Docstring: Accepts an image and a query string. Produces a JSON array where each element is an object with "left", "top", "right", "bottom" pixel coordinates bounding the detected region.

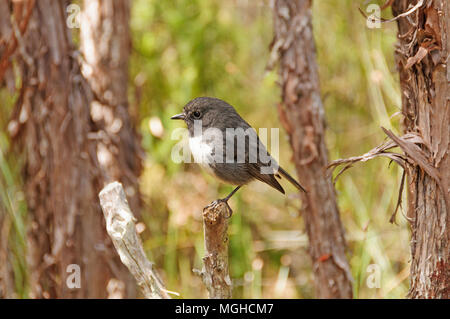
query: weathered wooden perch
[
  {"left": 194, "top": 200, "right": 232, "bottom": 299},
  {"left": 99, "top": 182, "right": 170, "bottom": 299}
]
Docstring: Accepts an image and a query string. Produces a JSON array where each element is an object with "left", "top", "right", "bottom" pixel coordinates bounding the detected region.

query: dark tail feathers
[{"left": 277, "top": 166, "right": 307, "bottom": 193}]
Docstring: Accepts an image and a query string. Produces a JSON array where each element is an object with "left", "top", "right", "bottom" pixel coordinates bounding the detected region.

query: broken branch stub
[
  {"left": 194, "top": 201, "right": 232, "bottom": 299},
  {"left": 99, "top": 182, "right": 170, "bottom": 299}
]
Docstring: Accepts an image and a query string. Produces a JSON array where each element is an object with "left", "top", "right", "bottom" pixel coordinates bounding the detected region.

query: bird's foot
[{"left": 209, "top": 198, "right": 233, "bottom": 219}]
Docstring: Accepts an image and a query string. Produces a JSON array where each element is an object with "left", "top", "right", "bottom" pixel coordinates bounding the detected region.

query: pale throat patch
[{"left": 189, "top": 135, "right": 216, "bottom": 174}]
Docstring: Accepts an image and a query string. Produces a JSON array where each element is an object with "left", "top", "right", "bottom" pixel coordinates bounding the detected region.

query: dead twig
[
  {"left": 358, "top": 0, "right": 424, "bottom": 25},
  {"left": 382, "top": 128, "right": 450, "bottom": 211},
  {"left": 327, "top": 132, "right": 423, "bottom": 183},
  {"left": 328, "top": 127, "right": 449, "bottom": 223},
  {"left": 193, "top": 200, "right": 232, "bottom": 299},
  {"left": 99, "top": 182, "right": 171, "bottom": 299},
  {"left": 390, "top": 169, "right": 406, "bottom": 224}
]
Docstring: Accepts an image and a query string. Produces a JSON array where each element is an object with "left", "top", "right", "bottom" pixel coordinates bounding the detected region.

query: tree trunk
[
  {"left": 0, "top": 0, "right": 134, "bottom": 298},
  {"left": 393, "top": 0, "right": 449, "bottom": 298},
  {"left": 80, "top": 0, "right": 143, "bottom": 215},
  {"left": 271, "top": 0, "right": 353, "bottom": 298},
  {"left": 79, "top": 0, "right": 143, "bottom": 298}
]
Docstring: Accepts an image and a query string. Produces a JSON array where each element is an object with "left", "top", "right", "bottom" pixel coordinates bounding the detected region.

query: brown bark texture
[
  {"left": 80, "top": 0, "right": 143, "bottom": 215},
  {"left": 194, "top": 201, "right": 232, "bottom": 299},
  {"left": 393, "top": 0, "right": 449, "bottom": 298},
  {"left": 271, "top": 0, "right": 353, "bottom": 298},
  {"left": 0, "top": 0, "right": 135, "bottom": 298}
]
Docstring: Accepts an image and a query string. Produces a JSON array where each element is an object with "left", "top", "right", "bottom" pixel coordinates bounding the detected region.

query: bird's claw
[{"left": 211, "top": 198, "right": 233, "bottom": 218}]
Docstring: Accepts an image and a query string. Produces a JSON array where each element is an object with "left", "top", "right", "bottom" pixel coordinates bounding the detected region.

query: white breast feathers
[{"left": 189, "top": 135, "right": 216, "bottom": 174}]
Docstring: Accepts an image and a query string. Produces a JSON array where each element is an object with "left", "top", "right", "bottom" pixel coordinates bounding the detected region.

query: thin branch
[
  {"left": 358, "top": 0, "right": 424, "bottom": 24},
  {"left": 99, "top": 182, "right": 171, "bottom": 299},
  {"left": 327, "top": 132, "right": 426, "bottom": 182},
  {"left": 193, "top": 201, "right": 232, "bottom": 299},
  {"left": 390, "top": 169, "right": 406, "bottom": 225},
  {"left": 382, "top": 128, "right": 450, "bottom": 211}
]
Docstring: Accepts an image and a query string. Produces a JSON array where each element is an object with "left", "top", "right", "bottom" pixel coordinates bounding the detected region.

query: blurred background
[{"left": 1, "top": 0, "right": 410, "bottom": 298}]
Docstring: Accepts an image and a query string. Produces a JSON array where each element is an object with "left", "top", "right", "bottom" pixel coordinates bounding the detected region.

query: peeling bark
[
  {"left": 79, "top": 0, "right": 143, "bottom": 297},
  {"left": 393, "top": 0, "right": 449, "bottom": 298},
  {"left": 0, "top": 0, "right": 133, "bottom": 298},
  {"left": 271, "top": 0, "right": 353, "bottom": 298},
  {"left": 80, "top": 0, "right": 143, "bottom": 215}
]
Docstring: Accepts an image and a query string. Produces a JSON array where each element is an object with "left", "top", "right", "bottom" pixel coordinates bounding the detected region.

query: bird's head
[{"left": 171, "top": 97, "right": 240, "bottom": 134}]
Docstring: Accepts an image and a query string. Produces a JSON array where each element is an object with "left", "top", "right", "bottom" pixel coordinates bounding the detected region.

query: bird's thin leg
[
  {"left": 223, "top": 185, "right": 242, "bottom": 202},
  {"left": 216, "top": 185, "right": 242, "bottom": 218}
]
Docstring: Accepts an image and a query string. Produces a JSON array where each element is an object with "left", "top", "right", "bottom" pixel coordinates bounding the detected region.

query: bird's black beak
[{"left": 171, "top": 113, "right": 185, "bottom": 120}]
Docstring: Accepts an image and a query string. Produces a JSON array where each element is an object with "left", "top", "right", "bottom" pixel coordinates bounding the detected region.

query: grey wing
[
  {"left": 247, "top": 162, "right": 285, "bottom": 194},
  {"left": 241, "top": 128, "right": 285, "bottom": 194},
  {"left": 218, "top": 124, "right": 284, "bottom": 193}
]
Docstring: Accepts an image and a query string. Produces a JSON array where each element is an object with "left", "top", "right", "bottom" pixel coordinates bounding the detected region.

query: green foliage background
[{"left": 0, "top": 0, "right": 410, "bottom": 298}]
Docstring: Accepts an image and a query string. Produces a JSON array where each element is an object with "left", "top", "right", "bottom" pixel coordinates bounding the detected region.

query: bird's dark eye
[{"left": 192, "top": 111, "right": 201, "bottom": 119}]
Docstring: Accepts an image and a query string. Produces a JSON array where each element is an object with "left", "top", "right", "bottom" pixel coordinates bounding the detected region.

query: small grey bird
[{"left": 171, "top": 97, "right": 306, "bottom": 216}]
